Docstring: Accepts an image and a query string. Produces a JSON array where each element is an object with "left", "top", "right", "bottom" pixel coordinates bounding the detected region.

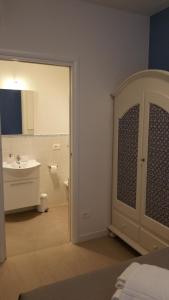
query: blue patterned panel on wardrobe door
[
  {"left": 146, "top": 104, "right": 169, "bottom": 227},
  {"left": 117, "top": 105, "right": 139, "bottom": 209}
]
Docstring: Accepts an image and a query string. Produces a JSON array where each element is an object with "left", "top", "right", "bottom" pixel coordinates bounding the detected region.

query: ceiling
[{"left": 82, "top": 0, "right": 169, "bottom": 15}]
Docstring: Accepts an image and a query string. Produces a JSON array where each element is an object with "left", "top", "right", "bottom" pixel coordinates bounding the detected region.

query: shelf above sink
[{"left": 3, "top": 160, "right": 41, "bottom": 170}]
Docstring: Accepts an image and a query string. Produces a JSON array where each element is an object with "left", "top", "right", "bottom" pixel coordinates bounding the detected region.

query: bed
[{"left": 19, "top": 246, "right": 169, "bottom": 300}]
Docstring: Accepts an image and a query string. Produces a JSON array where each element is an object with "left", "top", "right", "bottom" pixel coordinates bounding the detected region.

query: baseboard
[{"left": 77, "top": 230, "right": 108, "bottom": 243}]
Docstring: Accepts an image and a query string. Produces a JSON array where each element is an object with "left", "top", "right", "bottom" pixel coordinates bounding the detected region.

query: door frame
[
  {"left": 0, "top": 51, "right": 80, "bottom": 262},
  {"left": 0, "top": 121, "right": 6, "bottom": 262}
]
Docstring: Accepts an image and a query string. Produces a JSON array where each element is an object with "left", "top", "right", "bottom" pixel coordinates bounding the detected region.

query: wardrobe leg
[{"left": 107, "top": 227, "right": 116, "bottom": 238}]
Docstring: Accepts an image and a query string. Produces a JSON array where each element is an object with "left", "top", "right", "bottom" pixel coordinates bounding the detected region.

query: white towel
[
  {"left": 119, "top": 264, "right": 169, "bottom": 300},
  {"left": 115, "top": 262, "right": 140, "bottom": 289}
]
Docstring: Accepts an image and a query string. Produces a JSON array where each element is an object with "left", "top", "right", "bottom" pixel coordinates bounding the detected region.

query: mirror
[
  {"left": 0, "top": 59, "right": 69, "bottom": 136},
  {"left": 0, "top": 89, "right": 35, "bottom": 135}
]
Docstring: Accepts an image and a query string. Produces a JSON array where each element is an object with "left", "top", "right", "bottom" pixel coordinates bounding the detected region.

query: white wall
[
  {"left": 0, "top": 61, "right": 69, "bottom": 135},
  {"left": 0, "top": 0, "right": 149, "bottom": 241}
]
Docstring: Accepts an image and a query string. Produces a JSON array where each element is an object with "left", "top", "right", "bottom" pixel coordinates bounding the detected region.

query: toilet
[
  {"left": 64, "top": 179, "right": 69, "bottom": 188},
  {"left": 64, "top": 179, "right": 69, "bottom": 201}
]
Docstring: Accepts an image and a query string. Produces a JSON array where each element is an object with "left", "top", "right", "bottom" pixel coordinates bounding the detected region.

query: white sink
[{"left": 3, "top": 160, "right": 41, "bottom": 170}]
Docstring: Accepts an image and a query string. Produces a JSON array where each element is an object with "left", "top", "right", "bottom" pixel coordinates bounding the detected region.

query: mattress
[{"left": 19, "top": 247, "right": 169, "bottom": 300}]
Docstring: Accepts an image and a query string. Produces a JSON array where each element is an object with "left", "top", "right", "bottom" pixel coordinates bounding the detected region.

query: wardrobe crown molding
[{"left": 113, "top": 69, "right": 169, "bottom": 98}]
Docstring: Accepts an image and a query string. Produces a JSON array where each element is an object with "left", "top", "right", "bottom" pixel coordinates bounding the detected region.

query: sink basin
[{"left": 3, "top": 160, "right": 41, "bottom": 170}]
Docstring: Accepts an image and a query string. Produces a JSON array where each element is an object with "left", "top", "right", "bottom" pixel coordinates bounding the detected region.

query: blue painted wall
[{"left": 149, "top": 7, "right": 169, "bottom": 70}]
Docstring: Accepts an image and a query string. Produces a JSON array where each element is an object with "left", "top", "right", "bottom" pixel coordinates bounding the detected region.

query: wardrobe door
[
  {"left": 141, "top": 92, "right": 169, "bottom": 242},
  {"left": 112, "top": 90, "right": 144, "bottom": 222}
]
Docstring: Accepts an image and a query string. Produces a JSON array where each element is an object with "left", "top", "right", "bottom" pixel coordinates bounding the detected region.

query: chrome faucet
[
  {"left": 16, "top": 154, "right": 21, "bottom": 163},
  {"left": 9, "top": 153, "right": 13, "bottom": 158}
]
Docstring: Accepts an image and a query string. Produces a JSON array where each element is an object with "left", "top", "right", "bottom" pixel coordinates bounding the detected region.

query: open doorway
[{"left": 0, "top": 59, "right": 71, "bottom": 257}]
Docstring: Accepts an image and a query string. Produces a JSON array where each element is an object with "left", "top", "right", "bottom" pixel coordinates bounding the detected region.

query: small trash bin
[{"left": 37, "top": 193, "right": 48, "bottom": 213}]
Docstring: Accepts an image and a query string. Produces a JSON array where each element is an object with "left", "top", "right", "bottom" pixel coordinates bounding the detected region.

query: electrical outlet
[{"left": 52, "top": 143, "right": 61, "bottom": 150}]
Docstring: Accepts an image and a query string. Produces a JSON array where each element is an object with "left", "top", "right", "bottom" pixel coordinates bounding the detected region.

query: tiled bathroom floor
[{"left": 5, "top": 205, "right": 69, "bottom": 257}]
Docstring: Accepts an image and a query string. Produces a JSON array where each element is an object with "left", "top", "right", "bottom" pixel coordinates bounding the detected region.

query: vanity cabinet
[
  {"left": 3, "top": 166, "right": 40, "bottom": 212},
  {"left": 109, "top": 70, "right": 169, "bottom": 254}
]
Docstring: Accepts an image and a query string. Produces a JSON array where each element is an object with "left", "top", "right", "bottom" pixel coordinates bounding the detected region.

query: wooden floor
[
  {"left": 0, "top": 236, "right": 138, "bottom": 300},
  {"left": 5, "top": 205, "right": 69, "bottom": 256}
]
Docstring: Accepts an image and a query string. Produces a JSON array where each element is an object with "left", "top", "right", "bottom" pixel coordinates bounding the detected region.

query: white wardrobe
[{"left": 110, "top": 70, "right": 169, "bottom": 254}]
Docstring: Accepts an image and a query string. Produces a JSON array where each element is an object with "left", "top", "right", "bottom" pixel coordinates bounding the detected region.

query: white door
[
  {"left": 112, "top": 87, "right": 144, "bottom": 222},
  {"left": 0, "top": 131, "right": 6, "bottom": 263},
  {"left": 141, "top": 91, "right": 169, "bottom": 243}
]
